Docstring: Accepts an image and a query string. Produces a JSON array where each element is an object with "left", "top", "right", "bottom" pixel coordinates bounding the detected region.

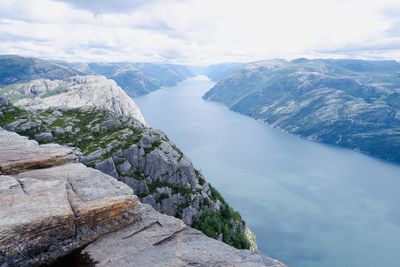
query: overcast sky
[{"left": 0, "top": 0, "right": 399, "bottom": 64}]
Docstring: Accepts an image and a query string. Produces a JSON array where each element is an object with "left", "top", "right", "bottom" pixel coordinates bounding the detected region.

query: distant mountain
[
  {"left": 0, "top": 55, "right": 194, "bottom": 97},
  {"left": 203, "top": 58, "right": 400, "bottom": 162},
  {"left": 202, "top": 63, "right": 244, "bottom": 82},
  {"left": 0, "top": 55, "right": 81, "bottom": 86},
  {"left": 87, "top": 62, "right": 194, "bottom": 97}
]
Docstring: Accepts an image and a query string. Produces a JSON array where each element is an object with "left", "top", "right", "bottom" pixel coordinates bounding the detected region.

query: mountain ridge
[{"left": 203, "top": 58, "right": 400, "bottom": 162}]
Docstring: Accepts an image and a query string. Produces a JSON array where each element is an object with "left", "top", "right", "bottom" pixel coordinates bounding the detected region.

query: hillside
[
  {"left": 203, "top": 58, "right": 400, "bottom": 162},
  {"left": 0, "top": 75, "right": 255, "bottom": 251}
]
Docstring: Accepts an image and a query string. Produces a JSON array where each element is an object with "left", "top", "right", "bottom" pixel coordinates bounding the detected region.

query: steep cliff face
[
  {"left": 0, "top": 77, "right": 252, "bottom": 250},
  {"left": 0, "top": 75, "right": 147, "bottom": 125},
  {"left": 0, "top": 128, "right": 286, "bottom": 267},
  {"left": 203, "top": 58, "right": 400, "bottom": 162}
]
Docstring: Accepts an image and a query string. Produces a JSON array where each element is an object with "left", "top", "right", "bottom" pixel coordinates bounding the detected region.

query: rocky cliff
[
  {"left": 0, "top": 75, "right": 147, "bottom": 125},
  {"left": 0, "top": 128, "right": 286, "bottom": 267},
  {"left": 203, "top": 58, "right": 400, "bottom": 162},
  {"left": 0, "top": 76, "right": 254, "bottom": 251}
]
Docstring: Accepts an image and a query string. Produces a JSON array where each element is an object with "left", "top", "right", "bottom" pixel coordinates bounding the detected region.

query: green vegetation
[
  {"left": 192, "top": 205, "right": 250, "bottom": 249},
  {"left": 0, "top": 107, "right": 26, "bottom": 126},
  {"left": 209, "top": 183, "right": 226, "bottom": 203},
  {"left": 147, "top": 180, "right": 194, "bottom": 196},
  {"left": 0, "top": 106, "right": 143, "bottom": 157},
  {"left": 144, "top": 140, "right": 162, "bottom": 154},
  {"left": 373, "top": 98, "right": 386, "bottom": 105},
  {"left": 42, "top": 86, "right": 66, "bottom": 97}
]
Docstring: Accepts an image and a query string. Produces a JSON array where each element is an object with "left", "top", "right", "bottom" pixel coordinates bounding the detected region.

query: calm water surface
[{"left": 135, "top": 76, "right": 400, "bottom": 267}]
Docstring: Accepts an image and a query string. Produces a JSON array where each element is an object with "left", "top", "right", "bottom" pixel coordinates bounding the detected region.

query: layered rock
[
  {"left": 0, "top": 130, "right": 140, "bottom": 266},
  {"left": 0, "top": 128, "right": 77, "bottom": 174},
  {"left": 81, "top": 204, "right": 285, "bottom": 267}
]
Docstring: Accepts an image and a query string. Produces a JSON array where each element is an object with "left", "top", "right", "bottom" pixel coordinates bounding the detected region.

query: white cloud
[{"left": 0, "top": 0, "right": 399, "bottom": 64}]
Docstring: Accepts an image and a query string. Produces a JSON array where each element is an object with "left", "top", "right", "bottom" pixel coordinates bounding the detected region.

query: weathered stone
[
  {"left": 182, "top": 206, "right": 199, "bottom": 225},
  {"left": 34, "top": 132, "right": 53, "bottom": 142},
  {"left": 116, "top": 160, "right": 133, "bottom": 176},
  {"left": 82, "top": 204, "right": 286, "bottom": 267},
  {"left": 95, "top": 158, "right": 118, "bottom": 179},
  {"left": 0, "top": 128, "right": 77, "bottom": 174},
  {"left": 0, "top": 96, "right": 11, "bottom": 109},
  {"left": 0, "top": 162, "right": 140, "bottom": 266}
]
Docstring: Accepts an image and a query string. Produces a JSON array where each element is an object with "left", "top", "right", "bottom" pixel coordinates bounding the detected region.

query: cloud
[
  {"left": 53, "top": 0, "right": 157, "bottom": 14},
  {"left": 0, "top": 0, "right": 399, "bottom": 64}
]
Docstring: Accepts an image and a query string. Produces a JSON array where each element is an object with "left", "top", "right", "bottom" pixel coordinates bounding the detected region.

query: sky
[{"left": 0, "top": 0, "right": 399, "bottom": 64}]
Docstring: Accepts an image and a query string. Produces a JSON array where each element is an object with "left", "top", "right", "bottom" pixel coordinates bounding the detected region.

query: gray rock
[
  {"left": 141, "top": 195, "right": 156, "bottom": 207},
  {"left": 18, "top": 121, "right": 40, "bottom": 131},
  {"left": 95, "top": 158, "right": 118, "bottom": 179},
  {"left": 81, "top": 204, "right": 286, "bottom": 267},
  {"left": 34, "top": 132, "right": 53, "bottom": 142},
  {"left": 0, "top": 130, "right": 140, "bottom": 266},
  {"left": 4, "top": 119, "right": 27, "bottom": 131},
  {"left": 0, "top": 128, "right": 77, "bottom": 175},
  {"left": 0, "top": 95, "right": 11, "bottom": 109},
  {"left": 182, "top": 206, "right": 199, "bottom": 225},
  {"left": 116, "top": 160, "right": 133, "bottom": 176},
  {"left": 100, "top": 119, "right": 121, "bottom": 130},
  {"left": 53, "top": 127, "right": 65, "bottom": 136}
]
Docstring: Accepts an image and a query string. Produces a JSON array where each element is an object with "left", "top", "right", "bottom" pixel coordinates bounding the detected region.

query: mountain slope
[
  {"left": 88, "top": 62, "right": 194, "bottom": 97},
  {"left": 203, "top": 58, "right": 400, "bottom": 162},
  {"left": 0, "top": 55, "right": 194, "bottom": 98},
  {"left": 202, "top": 62, "right": 244, "bottom": 82},
  {"left": 0, "top": 55, "right": 80, "bottom": 86}
]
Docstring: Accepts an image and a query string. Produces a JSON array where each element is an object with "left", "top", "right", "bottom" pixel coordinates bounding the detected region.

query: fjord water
[{"left": 135, "top": 76, "right": 400, "bottom": 267}]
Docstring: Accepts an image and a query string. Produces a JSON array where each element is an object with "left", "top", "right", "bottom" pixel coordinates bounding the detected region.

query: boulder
[
  {"left": 95, "top": 158, "right": 118, "bottom": 179},
  {"left": 34, "top": 132, "right": 53, "bottom": 142}
]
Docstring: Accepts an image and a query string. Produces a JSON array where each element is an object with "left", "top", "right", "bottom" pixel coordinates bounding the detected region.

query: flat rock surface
[
  {"left": 0, "top": 128, "right": 77, "bottom": 174},
  {"left": 83, "top": 204, "right": 286, "bottom": 267}
]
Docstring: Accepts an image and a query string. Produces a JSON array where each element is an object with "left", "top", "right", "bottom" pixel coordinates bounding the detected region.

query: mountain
[
  {"left": 0, "top": 55, "right": 194, "bottom": 98},
  {"left": 203, "top": 58, "right": 400, "bottom": 162},
  {"left": 202, "top": 62, "right": 244, "bottom": 82},
  {"left": 0, "top": 75, "right": 256, "bottom": 251},
  {"left": 87, "top": 62, "right": 194, "bottom": 97},
  {"left": 0, "top": 55, "right": 81, "bottom": 86}
]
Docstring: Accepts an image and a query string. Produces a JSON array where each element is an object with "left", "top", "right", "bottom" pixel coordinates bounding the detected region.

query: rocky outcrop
[
  {"left": 1, "top": 75, "right": 147, "bottom": 125},
  {"left": 82, "top": 204, "right": 285, "bottom": 267},
  {"left": 0, "top": 128, "right": 77, "bottom": 174},
  {"left": 0, "top": 129, "right": 286, "bottom": 267},
  {"left": 0, "top": 130, "right": 140, "bottom": 266},
  {"left": 204, "top": 58, "right": 400, "bottom": 162}
]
